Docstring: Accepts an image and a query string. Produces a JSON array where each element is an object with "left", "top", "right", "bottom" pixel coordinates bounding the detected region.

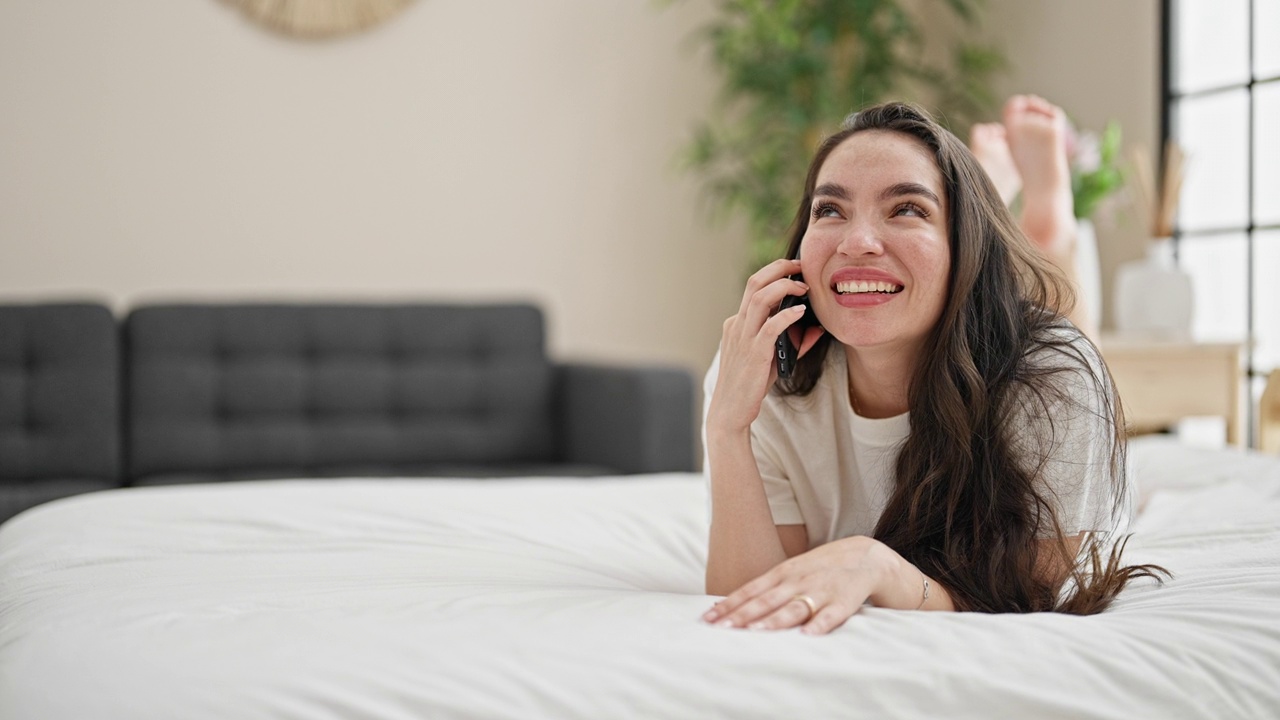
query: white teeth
[{"left": 836, "top": 280, "right": 903, "bottom": 294}]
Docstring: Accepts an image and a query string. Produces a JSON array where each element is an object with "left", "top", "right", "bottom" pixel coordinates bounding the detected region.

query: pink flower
[{"left": 1072, "top": 131, "right": 1102, "bottom": 174}]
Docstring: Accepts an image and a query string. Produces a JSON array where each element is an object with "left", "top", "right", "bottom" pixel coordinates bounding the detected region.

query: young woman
[{"left": 700, "top": 101, "right": 1162, "bottom": 635}]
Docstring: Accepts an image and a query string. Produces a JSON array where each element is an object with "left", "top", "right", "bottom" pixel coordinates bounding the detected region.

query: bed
[{"left": 2, "top": 436, "right": 1278, "bottom": 719}]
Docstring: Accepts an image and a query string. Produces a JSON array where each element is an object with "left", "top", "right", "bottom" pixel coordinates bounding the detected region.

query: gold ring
[{"left": 792, "top": 594, "right": 818, "bottom": 621}]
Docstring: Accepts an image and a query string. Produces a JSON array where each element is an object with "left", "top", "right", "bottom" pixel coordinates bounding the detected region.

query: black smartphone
[{"left": 774, "top": 250, "right": 818, "bottom": 379}]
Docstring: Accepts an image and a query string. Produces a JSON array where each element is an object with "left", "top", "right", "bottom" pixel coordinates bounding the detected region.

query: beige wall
[
  {"left": 982, "top": 0, "right": 1162, "bottom": 329},
  {"left": 0, "top": 0, "right": 1159, "bottom": 380},
  {"left": 0, "top": 0, "right": 745, "bottom": 376}
]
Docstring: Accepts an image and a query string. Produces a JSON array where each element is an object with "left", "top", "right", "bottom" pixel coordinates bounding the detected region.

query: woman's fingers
[
  {"left": 736, "top": 276, "right": 809, "bottom": 338},
  {"left": 760, "top": 301, "right": 809, "bottom": 342},
  {"left": 742, "top": 257, "right": 798, "bottom": 316},
  {"left": 802, "top": 603, "right": 855, "bottom": 636},
  {"left": 743, "top": 584, "right": 809, "bottom": 627},
  {"left": 737, "top": 258, "right": 804, "bottom": 317},
  {"left": 720, "top": 282, "right": 809, "bottom": 368},
  {"left": 746, "top": 595, "right": 820, "bottom": 631},
  {"left": 713, "top": 583, "right": 796, "bottom": 628},
  {"left": 714, "top": 254, "right": 809, "bottom": 387},
  {"left": 702, "top": 552, "right": 874, "bottom": 633},
  {"left": 705, "top": 574, "right": 772, "bottom": 622},
  {"left": 707, "top": 586, "right": 860, "bottom": 635},
  {"left": 712, "top": 583, "right": 849, "bottom": 632},
  {"left": 706, "top": 564, "right": 812, "bottom": 629}
]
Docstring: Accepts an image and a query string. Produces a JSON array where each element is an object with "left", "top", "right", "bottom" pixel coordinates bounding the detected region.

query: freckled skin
[{"left": 800, "top": 130, "right": 951, "bottom": 362}]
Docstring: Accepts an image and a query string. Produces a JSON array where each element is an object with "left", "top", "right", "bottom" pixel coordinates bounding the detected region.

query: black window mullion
[
  {"left": 1164, "top": 0, "right": 1268, "bottom": 448},
  {"left": 1245, "top": 0, "right": 1256, "bottom": 446}
]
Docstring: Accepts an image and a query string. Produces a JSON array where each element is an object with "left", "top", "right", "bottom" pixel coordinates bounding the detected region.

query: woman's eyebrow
[
  {"left": 880, "top": 182, "right": 940, "bottom": 205},
  {"left": 813, "top": 182, "right": 850, "bottom": 200}
]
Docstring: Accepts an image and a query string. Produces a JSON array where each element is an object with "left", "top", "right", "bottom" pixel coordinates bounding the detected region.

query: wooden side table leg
[
  {"left": 1261, "top": 369, "right": 1280, "bottom": 455},
  {"left": 1227, "top": 348, "right": 1244, "bottom": 449}
]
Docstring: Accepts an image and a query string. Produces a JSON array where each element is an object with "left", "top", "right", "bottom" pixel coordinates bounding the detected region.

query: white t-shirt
[{"left": 703, "top": 328, "right": 1131, "bottom": 549}]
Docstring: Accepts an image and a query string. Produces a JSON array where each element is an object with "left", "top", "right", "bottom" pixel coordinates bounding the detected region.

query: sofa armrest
[{"left": 556, "top": 363, "right": 695, "bottom": 474}]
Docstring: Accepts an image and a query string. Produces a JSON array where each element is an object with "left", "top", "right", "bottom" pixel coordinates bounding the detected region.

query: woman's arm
[
  {"left": 703, "top": 257, "right": 823, "bottom": 595},
  {"left": 704, "top": 424, "right": 810, "bottom": 594},
  {"left": 703, "top": 531, "right": 1088, "bottom": 633},
  {"left": 869, "top": 545, "right": 957, "bottom": 612},
  {"left": 703, "top": 536, "right": 957, "bottom": 634}
]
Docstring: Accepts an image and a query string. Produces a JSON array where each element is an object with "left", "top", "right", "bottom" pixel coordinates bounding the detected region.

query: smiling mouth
[{"left": 835, "top": 280, "right": 904, "bottom": 295}]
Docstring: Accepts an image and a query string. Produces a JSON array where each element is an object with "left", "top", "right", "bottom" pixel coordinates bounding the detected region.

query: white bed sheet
[{"left": 1, "top": 437, "right": 1278, "bottom": 720}]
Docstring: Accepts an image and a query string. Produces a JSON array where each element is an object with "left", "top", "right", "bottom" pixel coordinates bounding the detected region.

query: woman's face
[{"left": 800, "top": 130, "right": 951, "bottom": 359}]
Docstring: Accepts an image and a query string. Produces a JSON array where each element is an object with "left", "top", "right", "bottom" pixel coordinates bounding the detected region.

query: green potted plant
[
  {"left": 681, "top": 0, "right": 1005, "bottom": 271},
  {"left": 1069, "top": 119, "right": 1125, "bottom": 221},
  {"left": 1062, "top": 118, "right": 1127, "bottom": 328}
]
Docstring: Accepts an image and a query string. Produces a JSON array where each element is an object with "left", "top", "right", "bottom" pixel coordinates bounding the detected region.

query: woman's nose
[{"left": 836, "top": 221, "right": 885, "bottom": 256}]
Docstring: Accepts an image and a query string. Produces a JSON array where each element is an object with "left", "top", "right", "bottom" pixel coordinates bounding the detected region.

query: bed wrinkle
[
  {"left": 3, "top": 450, "right": 1279, "bottom": 719},
  {"left": 1130, "top": 526, "right": 1280, "bottom": 553}
]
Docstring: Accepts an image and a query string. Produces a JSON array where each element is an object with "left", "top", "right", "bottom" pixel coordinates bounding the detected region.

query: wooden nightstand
[{"left": 1099, "top": 335, "right": 1247, "bottom": 447}]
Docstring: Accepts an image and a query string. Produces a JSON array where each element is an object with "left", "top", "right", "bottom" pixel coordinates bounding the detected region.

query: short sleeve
[
  {"left": 748, "top": 425, "right": 805, "bottom": 525},
  {"left": 1008, "top": 335, "right": 1130, "bottom": 537},
  {"left": 701, "top": 350, "right": 805, "bottom": 527}
]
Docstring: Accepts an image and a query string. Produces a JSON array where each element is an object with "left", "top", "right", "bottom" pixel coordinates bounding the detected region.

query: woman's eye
[
  {"left": 812, "top": 203, "right": 841, "bottom": 220},
  {"left": 894, "top": 202, "right": 929, "bottom": 218}
]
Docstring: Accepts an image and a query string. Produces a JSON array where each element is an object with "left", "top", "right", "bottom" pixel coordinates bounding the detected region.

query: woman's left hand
[{"left": 701, "top": 536, "right": 900, "bottom": 635}]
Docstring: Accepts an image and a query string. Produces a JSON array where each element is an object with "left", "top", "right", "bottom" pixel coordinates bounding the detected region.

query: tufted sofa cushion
[
  {"left": 0, "top": 303, "right": 121, "bottom": 522},
  {"left": 125, "top": 304, "right": 558, "bottom": 483}
]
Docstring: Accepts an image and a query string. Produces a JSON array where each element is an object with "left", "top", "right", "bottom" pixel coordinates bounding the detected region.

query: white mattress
[{"left": 1, "top": 437, "right": 1278, "bottom": 719}]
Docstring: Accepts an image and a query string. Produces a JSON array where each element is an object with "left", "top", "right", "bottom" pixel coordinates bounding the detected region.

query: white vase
[
  {"left": 1075, "top": 219, "right": 1102, "bottom": 330},
  {"left": 1112, "top": 237, "right": 1194, "bottom": 339}
]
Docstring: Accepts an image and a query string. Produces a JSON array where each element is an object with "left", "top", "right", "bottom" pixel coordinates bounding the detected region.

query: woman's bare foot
[
  {"left": 1001, "top": 95, "right": 1094, "bottom": 339},
  {"left": 1002, "top": 95, "right": 1076, "bottom": 259},
  {"left": 969, "top": 122, "right": 1022, "bottom": 205}
]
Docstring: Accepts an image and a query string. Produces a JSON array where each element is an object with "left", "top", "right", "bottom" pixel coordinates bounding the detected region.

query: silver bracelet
[{"left": 915, "top": 572, "right": 930, "bottom": 610}]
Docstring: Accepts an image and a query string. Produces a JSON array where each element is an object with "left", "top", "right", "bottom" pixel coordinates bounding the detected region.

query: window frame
[{"left": 1163, "top": 0, "right": 1279, "bottom": 447}]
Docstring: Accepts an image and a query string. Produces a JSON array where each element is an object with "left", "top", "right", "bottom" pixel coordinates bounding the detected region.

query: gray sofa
[
  {"left": 0, "top": 302, "right": 697, "bottom": 524},
  {"left": 0, "top": 304, "right": 121, "bottom": 522}
]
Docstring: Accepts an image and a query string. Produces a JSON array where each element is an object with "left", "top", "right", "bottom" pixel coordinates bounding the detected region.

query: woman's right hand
[{"left": 706, "top": 258, "right": 824, "bottom": 437}]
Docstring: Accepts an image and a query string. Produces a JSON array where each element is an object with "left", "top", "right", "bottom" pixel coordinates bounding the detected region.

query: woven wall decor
[{"left": 221, "top": 0, "right": 416, "bottom": 39}]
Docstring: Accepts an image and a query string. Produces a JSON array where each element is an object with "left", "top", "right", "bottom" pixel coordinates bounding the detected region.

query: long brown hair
[{"left": 778, "top": 102, "right": 1166, "bottom": 614}]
